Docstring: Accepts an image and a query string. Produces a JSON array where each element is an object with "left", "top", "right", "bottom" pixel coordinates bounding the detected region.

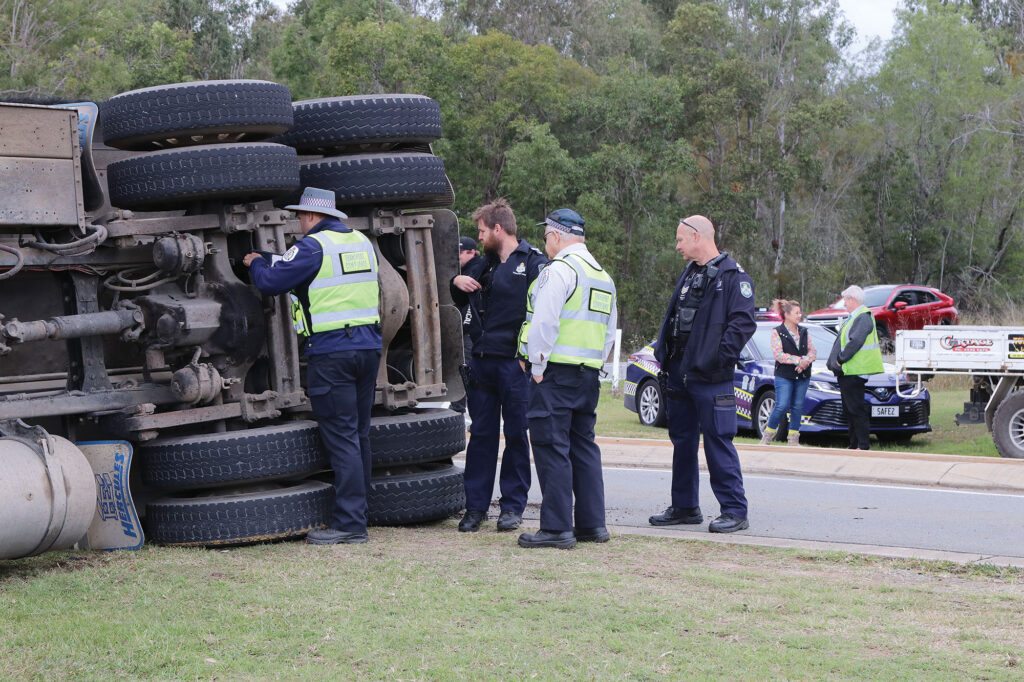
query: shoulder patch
[
  {"left": 537, "top": 268, "right": 551, "bottom": 288},
  {"left": 283, "top": 245, "right": 300, "bottom": 262},
  {"left": 740, "top": 281, "right": 753, "bottom": 298}
]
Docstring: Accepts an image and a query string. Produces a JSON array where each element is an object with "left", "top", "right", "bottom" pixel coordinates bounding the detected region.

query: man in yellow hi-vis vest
[
  {"left": 517, "top": 208, "right": 617, "bottom": 549},
  {"left": 244, "top": 187, "right": 381, "bottom": 544},
  {"left": 826, "top": 284, "right": 884, "bottom": 450}
]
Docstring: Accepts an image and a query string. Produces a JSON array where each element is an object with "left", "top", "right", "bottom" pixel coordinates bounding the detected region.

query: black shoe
[
  {"left": 496, "top": 510, "right": 523, "bottom": 532},
  {"left": 306, "top": 528, "right": 369, "bottom": 545},
  {"left": 708, "top": 513, "right": 749, "bottom": 534},
  {"left": 517, "top": 529, "right": 577, "bottom": 549},
  {"left": 648, "top": 506, "right": 703, "bottom": 526},
  {"left": 574, "top": 526, "right": 610, "bottom": 543},
  {"left": 458, "top": 509, "right": 487, "bottom": 532}
]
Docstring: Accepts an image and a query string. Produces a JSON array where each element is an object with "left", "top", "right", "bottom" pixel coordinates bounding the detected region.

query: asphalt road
[{"left": 511, "top": 467, "right": 1024, "bottom": 559}]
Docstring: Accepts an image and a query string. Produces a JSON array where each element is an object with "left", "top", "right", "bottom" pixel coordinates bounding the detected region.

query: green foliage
[
  {"left": 11, "top": 0, "right": 1024, "bottom": 337},
  {"left": 858, "top": 2, "right": 1024, "bottom": 305},
  {"left": 499, "top": 121, "right": 576, "bottom": 220},
  {"left": 432, "top": 32, "right": 596, "bottom": 218}
]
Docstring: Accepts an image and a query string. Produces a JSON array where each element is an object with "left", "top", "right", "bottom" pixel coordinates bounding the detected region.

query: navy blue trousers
[
  {"left": 838, "top": 375, "right": 870, "bottom": 449},
  {"left": 463, "top": 355, "right": 532, "bottom": 514},
  {"left": 307, "top": 349, "right": 381, "bottom": 533},
  {"left": 666, "top": 378, "right": 748, "bottom": 518},
  {"left": 527, "top": 363, "right": 605, "bottom": 532}
]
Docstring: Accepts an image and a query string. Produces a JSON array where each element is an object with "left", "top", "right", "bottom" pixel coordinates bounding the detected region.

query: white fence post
[{"left": 611, "top": 328, "right": 622, "bottom": 396}]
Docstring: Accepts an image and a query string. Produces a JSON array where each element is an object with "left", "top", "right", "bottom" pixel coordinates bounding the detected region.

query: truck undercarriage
[{"left": 0, "top": 83, "right": 467, "bottom": 557}]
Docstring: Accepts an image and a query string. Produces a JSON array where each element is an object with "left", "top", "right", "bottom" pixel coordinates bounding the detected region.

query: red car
[{"left": 805, "top": 284, "right": 957, "bottom": 350}]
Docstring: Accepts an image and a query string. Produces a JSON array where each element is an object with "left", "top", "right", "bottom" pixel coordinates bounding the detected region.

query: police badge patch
[
  {"left": 740, "top": 281, "right": 753, "bottom": 298},
  {"left": 283, "top": 245, "right": 299, "bottom": 262}
]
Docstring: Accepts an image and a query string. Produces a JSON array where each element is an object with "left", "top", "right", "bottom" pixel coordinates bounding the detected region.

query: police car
[{"left": 623, "top": 322, "right": 931, "bottom": 442}]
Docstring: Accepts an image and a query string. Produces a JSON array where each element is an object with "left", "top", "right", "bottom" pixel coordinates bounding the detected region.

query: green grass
[
  {"left": 3, "top": 527, "right": 1023, "bottom": 679},
  {"left": 599, "top": 380, "right": 999, "bottom": 457}
]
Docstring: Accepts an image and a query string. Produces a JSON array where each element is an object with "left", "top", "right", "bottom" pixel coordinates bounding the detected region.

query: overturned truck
[{"left": 0, "top": 80, "right": 467, "bottom": 558}]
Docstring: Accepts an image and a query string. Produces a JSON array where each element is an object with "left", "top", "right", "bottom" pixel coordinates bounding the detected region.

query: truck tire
[
  {"left": 102, "top": 80, "right": 294, "bottom": 150},
  {"left": 107, "top": 142, "right": 299, "bottom": 209},
  {"left": 370, "top": 409, "right": 466, "bottom": 468},
  {"left": 145, "top": 481, "right": 332, "bottom": 547},
  {"left": 140, "top": 421, "right": 325, "bottom": 491},
  {"left": 993, "top": 391, "right": 1024, "bottom": 458},
  {"left": 294, "top": 152, "right": 452, "bottom": 207},
  {"left": 368, "top": 462, "right": 465, "bottom": 526},
  {"left": 270, "top": 94, "right": 442, "bottom": 153}
]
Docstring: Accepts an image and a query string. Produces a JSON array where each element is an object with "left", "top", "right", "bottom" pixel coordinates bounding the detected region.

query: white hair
[{"left": 841, "top": 285, "right": 865, "bottom": 304}]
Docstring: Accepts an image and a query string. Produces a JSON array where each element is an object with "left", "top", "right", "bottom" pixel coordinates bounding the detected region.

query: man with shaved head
[{"left": 648, "top": 215, "right": 756, "bottom": 533}]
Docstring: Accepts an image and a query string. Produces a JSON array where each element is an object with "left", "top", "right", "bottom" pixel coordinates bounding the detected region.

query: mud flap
[{"left": 77, "top": 441, "right": 144, "bottom": 550}]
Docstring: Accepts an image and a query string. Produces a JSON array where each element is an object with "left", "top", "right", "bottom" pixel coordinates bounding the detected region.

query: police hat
[
  {"left": 284, "top": 187, "right": 348, "bottom": 220},
  {"left": 459, "top": 236, "right": 477, "bottom": 252},
  {"left": 538, "top": 208, "right": 585, "bottom": 236}
]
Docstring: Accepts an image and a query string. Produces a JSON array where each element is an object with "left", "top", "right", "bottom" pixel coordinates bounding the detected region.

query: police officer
[
  {"left": 648, "top": 215, "right": 756, "bottom": 534},
  {"left": 451, "top": 199, "right": 546, "bottom": 533},
  {"left": 450, "top": 237, "right": 485, "bottom": 414},
  {"left": 243, "top": 187, "right": 381, "bottom": 545},
  {"left": 518, "top": 209, "right": 617, "bottom": 549},
  {"left": 826, "top": 285, "right": 884, "bottom": 450}
]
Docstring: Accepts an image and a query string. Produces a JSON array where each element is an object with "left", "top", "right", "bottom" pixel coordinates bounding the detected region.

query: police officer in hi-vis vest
[
  {"left": 826, "top": 285, "right": 884, "bottom": 450},
  {"left": 517, "top": 209, "right": 617, "bottom": 549},
  {"left": 244, "top": 187, "right": 382, "bottom": 545}
]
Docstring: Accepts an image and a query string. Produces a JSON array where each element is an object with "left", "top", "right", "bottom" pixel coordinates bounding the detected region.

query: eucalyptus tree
[
  {"left": 663, "top": 0, "right": 851, "bottom": 297},
  {"left": 861, "top": 2, "right": 1024, "bottom": 307}
]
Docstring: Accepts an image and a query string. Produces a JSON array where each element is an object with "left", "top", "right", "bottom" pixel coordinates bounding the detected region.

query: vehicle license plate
[{"left": 871, "top": 405, "right": 898, "bottom": 417}]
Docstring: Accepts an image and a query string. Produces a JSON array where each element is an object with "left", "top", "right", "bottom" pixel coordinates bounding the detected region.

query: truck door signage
[
  {"left": 939, "top": 336, "right": 994, "bottom": 352},
  {"left": 1008, "top": 334, "right": 1024, "bottom": 359}
]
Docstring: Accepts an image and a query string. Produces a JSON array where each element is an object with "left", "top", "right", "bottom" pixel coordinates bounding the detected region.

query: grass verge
[
  {"left": 2, "top": 526, "right": 1023, "bottom": 679},
  {"left": 598, "top": 383, "right": 998, "bottom": 457}
]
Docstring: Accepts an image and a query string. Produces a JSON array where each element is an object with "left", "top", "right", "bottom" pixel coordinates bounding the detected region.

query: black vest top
[{"left": 774, "top": 324, "right": 810, "bottom": 380}]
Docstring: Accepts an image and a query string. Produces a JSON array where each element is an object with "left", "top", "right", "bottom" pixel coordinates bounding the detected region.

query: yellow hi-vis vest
[
  {"left": 299, "top": 230, "right": 380, "bottom": 334},
  {"left": 839, "top": 305, "right": 884, "bottom": 376},
  {"left": 518, "top": 251, "right": 615, "bottom": 369}
]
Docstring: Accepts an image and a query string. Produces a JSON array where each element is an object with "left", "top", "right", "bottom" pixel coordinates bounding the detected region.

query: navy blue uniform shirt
[
  {"left": 249, "top": 217, "right": 383, "bottom": 355},
  {"left": 653, "top": 254, "right": 756, "bottom": 384},
  {"left": 451, "top": 239, "right": 545, "bottom": 358}
]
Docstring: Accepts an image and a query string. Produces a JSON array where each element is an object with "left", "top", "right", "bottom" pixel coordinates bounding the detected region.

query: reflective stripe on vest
[
  {"left": 839, "top": 305, "right": 884, "bottom": 376},
  {"left": 302, "top": 230, "right": 381, "bottom": 333},
  {"left": 518, "top": 252, "right": 614, "bottom": 369},
  {"left": 290, "top": 294, "right": 306, "bottom": 335}
]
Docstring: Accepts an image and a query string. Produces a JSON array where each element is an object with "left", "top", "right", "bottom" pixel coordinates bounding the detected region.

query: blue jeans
[{"left": 767, "top": 375, "right": 809, "bottom": 432}]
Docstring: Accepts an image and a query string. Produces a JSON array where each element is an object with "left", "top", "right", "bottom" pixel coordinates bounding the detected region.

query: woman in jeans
[{"left": 760, "top": 299, "right": 816, "bottom": 446}]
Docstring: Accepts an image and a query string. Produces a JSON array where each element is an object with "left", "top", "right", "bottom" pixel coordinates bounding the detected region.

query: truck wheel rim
[
  {"left": 1011, "top": 410, "right": 1024, "bottom": 449},
  {"left": 640, "top": 384, "right": 660, "bottom": 425}
]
